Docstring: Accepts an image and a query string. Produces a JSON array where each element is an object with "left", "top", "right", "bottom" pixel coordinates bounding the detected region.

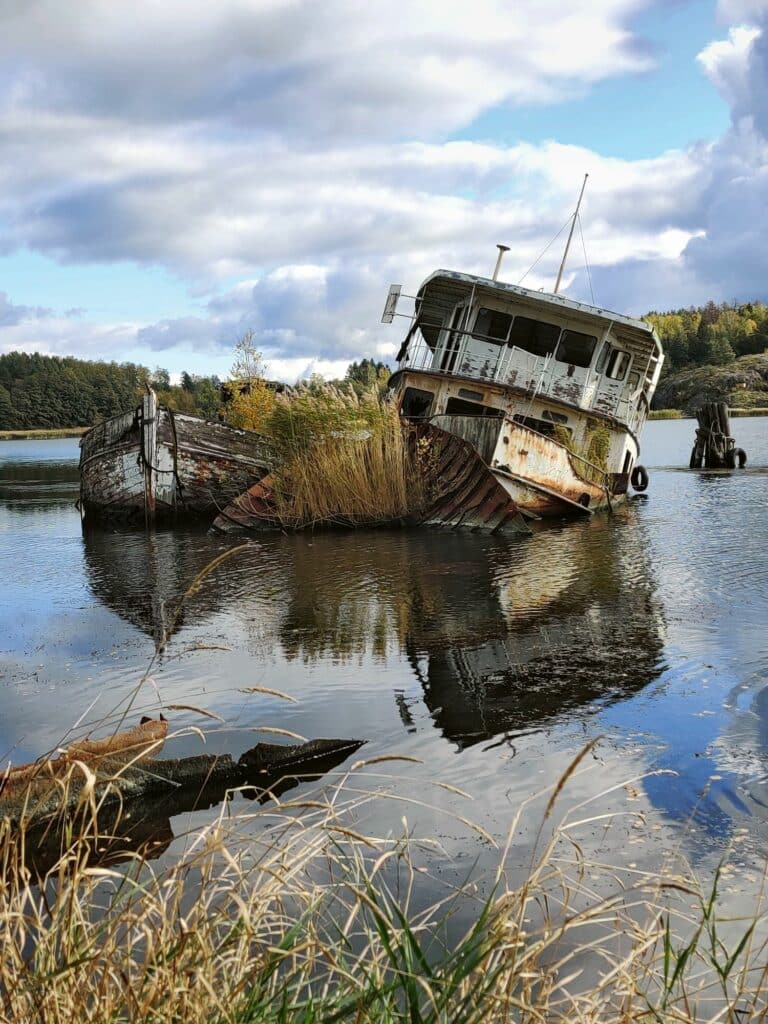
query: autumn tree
[{"left": 225, "top": 330, "right": 276, "bottom": 433}]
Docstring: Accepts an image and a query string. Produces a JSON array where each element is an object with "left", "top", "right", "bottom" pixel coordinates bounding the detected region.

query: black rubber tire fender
[
  {"left": 631, "top": 464, "right": 649, "bottom": 492},
  {"left": 724, "top": 447, "right": 747, "bottom": 469}
]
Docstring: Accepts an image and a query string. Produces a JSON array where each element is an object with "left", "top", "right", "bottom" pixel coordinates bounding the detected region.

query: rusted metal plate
[
  {"left": 211, "top": 474, "right": 281, "bottom": 532},
  {"left": 212, "top": 423, "right": 530, "bottom": 535},
  {"left": 491, "top": 420, "right": 608, "bottom": 515},
  {"left": 412, "top": 423, "right": 529, "bottom": 534}
]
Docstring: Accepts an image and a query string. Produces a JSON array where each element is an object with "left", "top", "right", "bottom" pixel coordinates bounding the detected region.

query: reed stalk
[
  {"left": 2, "top": 745, "right": 768, "bottom": 1023},
  {"left": 263, "top": 385, "right": 423, "bottom": 529}
]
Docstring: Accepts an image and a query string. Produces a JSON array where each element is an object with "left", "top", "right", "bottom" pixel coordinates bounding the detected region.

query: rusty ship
[{"left": 383, "top": 195, "right": 664, "bottom": 519}]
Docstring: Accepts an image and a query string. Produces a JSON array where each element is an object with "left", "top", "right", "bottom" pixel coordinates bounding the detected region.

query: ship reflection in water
[{"left": 82, "top": 506, "right": 666, "bottom": 750}]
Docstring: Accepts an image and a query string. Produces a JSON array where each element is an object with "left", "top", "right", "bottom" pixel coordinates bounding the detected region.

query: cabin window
[
  {"left": 440, "top": 305, "right": 466, "bottom": 372},
  {"left": 417, "top": 314, "right": 443, "bottom": 348},
  {"left": 555, "top": 329, "right": 597, "bottom": 368},
  {"left": 507, "top": 316, "right": 560, "bottom": 358},
  {"left": 595, "top": 342, "right": 611, "bottom": 374},
  {"left": 472, "top": 307, "right": 512, "bottom": 344},
  {"left": 401, "top": 387, "right": 434, "bottom": 418},
  {"left": 542, "top": 409, "right": 569, "bottom": 424},
  {"left": 512, "top": 413, "right": 571, "bottom": 438},
  {"left": 458, "top": 387, "right": 484, "bottom": 402},
  {"left": 445, "top": 397, "right": 503, "bottom": 417},
  {"left": 606, "top": 348, "right": 631, "bottom": 380}
]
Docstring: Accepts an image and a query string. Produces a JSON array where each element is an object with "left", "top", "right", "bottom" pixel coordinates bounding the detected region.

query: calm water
[{"left": 2, "top": 422, "right": 768, "bottom": 885}]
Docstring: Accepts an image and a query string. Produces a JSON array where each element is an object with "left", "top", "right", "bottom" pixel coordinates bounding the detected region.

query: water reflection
[
  {"left": 7, "top": 428, "right": 768, "bottom": 858},
  {"left": 82, "top": 525, "right": 237, "bottom": 646},
  {"left": 82, "top": 512, "right": 666, "bottom": 749}
]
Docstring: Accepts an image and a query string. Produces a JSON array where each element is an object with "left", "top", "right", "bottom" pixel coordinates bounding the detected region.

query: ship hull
[{"left": 79, "top": 391, "right": 273, "bottom": 524}]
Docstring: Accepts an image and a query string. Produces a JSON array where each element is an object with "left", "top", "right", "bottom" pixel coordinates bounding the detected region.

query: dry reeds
[
  {"left": 2, "top": 746, "right": 768, "bottom": 1023},
  {"left": 264, "top": 384, "right": 423, "bottom": 529}
]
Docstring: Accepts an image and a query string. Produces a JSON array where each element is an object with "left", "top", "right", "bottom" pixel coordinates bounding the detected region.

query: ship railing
[{"left": 399, "top": 341, "right": 641, "bottom": 433}]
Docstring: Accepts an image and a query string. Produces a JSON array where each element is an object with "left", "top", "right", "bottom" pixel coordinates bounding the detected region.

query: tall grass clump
[
  {"left": 262, "top": 383, "right": 423, "bottom": 528},
  {"left": 3, "top": 740, "right": 768, "bottom": 1023}
]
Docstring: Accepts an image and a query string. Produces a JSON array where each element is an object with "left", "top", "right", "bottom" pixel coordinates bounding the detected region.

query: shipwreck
[{"left": 79, "top": 388, "right": 273, "bottom": 524}]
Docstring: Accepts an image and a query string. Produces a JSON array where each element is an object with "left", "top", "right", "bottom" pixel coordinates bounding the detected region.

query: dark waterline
[{"left": 2, "top": 421, "right": 768, "bottom": 881}]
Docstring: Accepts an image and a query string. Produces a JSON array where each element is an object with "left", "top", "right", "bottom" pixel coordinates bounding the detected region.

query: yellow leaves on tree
[{"left": 225, "top": 330, "right": 276, "bottom": 433}]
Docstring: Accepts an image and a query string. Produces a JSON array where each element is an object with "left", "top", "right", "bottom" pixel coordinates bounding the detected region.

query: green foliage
[
  {"left": 0, "top": 352, "right": 223, "bottom": 429},
  {"left": 344, "top": 358, "right": 391, "bottom": 396},
  {"left": 646, "top": 300, "right": 768, "bottom": 375}
]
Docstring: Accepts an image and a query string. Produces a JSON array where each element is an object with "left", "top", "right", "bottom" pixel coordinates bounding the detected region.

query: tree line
[
  {"left": 0, "top": 352, "right": 224, "bottom": 430},
  {"left": 2, "top": 301, "right": 765, "bottom": 430},
  {"left": 645, "top": 301, "right": 768, "bottom": 374},
  {"left": 0, "top": 350, "right": 391, "bottom": 431}
]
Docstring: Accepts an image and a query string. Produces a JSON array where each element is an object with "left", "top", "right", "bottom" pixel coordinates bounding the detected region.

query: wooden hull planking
[{"left": 79, "top": 390, "right": 273, "bottom": 523}]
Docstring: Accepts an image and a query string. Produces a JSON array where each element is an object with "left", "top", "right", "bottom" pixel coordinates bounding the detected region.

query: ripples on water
[{"left": 1, "top": 421, "right": 768, "bottom": 876}]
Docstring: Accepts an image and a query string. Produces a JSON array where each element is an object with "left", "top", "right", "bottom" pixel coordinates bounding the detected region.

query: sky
[{"left": 1, "top": 0, "right": 768, "bottom": 383}]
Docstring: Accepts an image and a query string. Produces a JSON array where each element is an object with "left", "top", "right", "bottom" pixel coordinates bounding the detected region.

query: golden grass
[
  {"left": 2, "top": 738, "right": 768, "bottom": 1023},
  {"left": 265, "top": 386, "right": 423, "bottom": 529}
]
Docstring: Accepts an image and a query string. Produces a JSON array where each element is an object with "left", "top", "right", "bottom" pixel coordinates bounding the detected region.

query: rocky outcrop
[{"left": 653, "top": 353, "right": 768, "bottom": 413}]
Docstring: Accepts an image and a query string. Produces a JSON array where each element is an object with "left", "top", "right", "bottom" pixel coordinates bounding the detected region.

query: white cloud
[
  {"left": 1, "top": 0, "right": 768, "bottom": 378},
  {"left": 698, "top": 25, "right": 761, "bottom": 112},
  {"left": 0, "top": 1, "right": 653, "bottom": 139}
]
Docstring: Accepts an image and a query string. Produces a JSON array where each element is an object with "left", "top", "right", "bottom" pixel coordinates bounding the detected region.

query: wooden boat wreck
[
  {"left": 383, "top": 181, "right": 664, "bottom": 519},
  {"left": 79, "top": 388, "right": 273, "bottom": 524},
  {"left": 0, "top": 715, "right": 363, "bottom": 830}
]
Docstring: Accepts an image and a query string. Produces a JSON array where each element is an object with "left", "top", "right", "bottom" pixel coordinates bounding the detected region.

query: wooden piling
[{"left": 690, "top": 402, "right": 746, "bottom": 469}]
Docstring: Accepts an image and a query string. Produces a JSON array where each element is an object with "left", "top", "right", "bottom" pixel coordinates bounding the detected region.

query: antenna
[
  {"left": 554, "top": 173, "right": 588, "bottom": 295},
  {"left": 492, "top": 244, "right": 510, "bottom": 282}
]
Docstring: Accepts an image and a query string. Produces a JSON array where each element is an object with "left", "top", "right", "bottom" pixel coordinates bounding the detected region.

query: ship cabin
[{"left": 387, "top": 270, "right": 664, "bottom": 488}]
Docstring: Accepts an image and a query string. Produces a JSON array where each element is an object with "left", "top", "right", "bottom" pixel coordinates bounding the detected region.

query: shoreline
[
  {"left": 0, "top": 426, "right": 89, "bottom": 440},
  {"left": 650, "top": 408, "right": 768, "bottom": 420}
]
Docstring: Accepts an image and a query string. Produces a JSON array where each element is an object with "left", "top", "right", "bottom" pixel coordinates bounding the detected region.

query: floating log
[
  {"left": 1, "top": 723, "right": 364, "bottom": 828},
  {"left": 689, "top": 402, "right": 747, "bottom": 469}
]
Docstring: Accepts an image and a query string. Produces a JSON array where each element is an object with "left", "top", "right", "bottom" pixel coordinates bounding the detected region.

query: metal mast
[{"left": 553, "top": 173, "right": 588, "bottom": 295}]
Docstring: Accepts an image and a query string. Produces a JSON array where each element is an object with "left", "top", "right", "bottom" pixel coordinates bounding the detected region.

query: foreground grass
[{"left": 2, "top": 741, "right": 768, "bottom": 1024}]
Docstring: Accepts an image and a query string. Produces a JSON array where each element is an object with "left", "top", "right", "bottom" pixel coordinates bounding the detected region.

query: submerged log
[
  {"left": 690, "top": 402, "right": 747, "bottom": 469},
  {"left": 1, "top": 727, "right": 365, "bottom": 828}
]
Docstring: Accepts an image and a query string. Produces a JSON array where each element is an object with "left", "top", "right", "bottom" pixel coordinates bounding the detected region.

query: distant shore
[
  {"left": 0, "top": 427, "right": 89, "bottom": 440},
  {"left": 650, "top": 408, "right": 768, "bottom": 419}
]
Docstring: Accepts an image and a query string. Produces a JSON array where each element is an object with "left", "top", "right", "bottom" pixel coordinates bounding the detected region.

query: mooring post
[{"left": 690, "top": 402, "right": 746, "bottom": 469}]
